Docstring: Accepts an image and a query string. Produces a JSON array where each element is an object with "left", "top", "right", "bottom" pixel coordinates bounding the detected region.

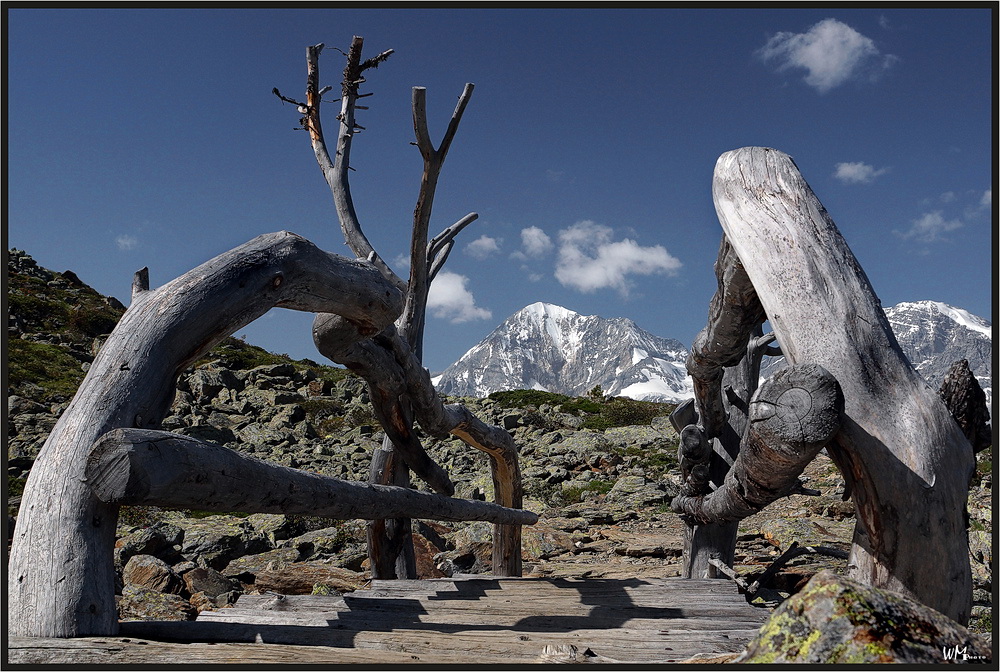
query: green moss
[
  {"left": 8, "top": 339, "right": 86, "bottom": 401},
  {"left": 582, "top": 397, "right": 676, "bottom": 430},
  {"left": 558, "top": 479, "right": 613, "bottom": 505},
  {"left": 488, "top": 389, "right": 572, "bottom": 408}
]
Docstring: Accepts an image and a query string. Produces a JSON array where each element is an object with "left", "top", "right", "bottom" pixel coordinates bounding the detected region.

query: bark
[
  {"left": 86, "top": 429, "right": 537, "bottom": 525},
  {"left": 7, "top": 232, "right": 402, "bottom": 637},
  {"left": 712, "top": 146, "right": 974, "bottom": 624},
  {"left": 672, "top": 363, "right": 843, "bottom": 523}
]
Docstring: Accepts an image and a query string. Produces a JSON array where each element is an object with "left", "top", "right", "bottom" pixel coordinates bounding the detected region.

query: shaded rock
[
  {"left": 115, "top": 526, "right": 172, "bottom": 567},
  {"left": 222, "top": 547, "right": 303, "bottom": 582},
  {"left": 177, "top": 516, "right": 269, "bottom": 570},
  {"left": 182, "top": 566, "right": 237, "bottom": 598},
  {"left": 253, "top": 562, "right": 365, "bottom": 595},
  {"left": 122, "top": 554, "right": 183, "bottom": 594},
  {"left": 246, "top": 513, "right": 305, "bottom": 546},
  {"left": 435, "top": 542, "right": 493, "bottom": 576},
  {"left": 737, "top": 570, "right": 991, "bottom": 664},
  {"left": 118, "top": 585, "right": 197, "bottom": 622}
]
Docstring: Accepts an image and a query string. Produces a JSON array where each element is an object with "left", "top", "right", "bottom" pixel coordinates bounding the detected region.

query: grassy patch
[
  {"left": 488, "top": 389, "right": 572, "bottom": 408},
  {"left": 559, "top": 479, "right": 613, "bottom": 505},
  {"left": 582, "top": 397, "right": 676, "bottom": 430},
  {"left": 8, "top": 339, "right": 86, "bottom": 401},
  {"left": 301, "top": 398, "right": 346, "bottom": 436}
]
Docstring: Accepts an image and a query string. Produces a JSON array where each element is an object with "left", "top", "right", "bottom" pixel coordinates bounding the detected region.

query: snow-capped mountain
[
  {"left": 761, "top": 300, "right": 992, "bottom": 410},
  {"left": 433, "top": 302, "right": 692, "bottom": 403},
  {"left": 884, "top": 300, "right": 992, "bottom": 407}
]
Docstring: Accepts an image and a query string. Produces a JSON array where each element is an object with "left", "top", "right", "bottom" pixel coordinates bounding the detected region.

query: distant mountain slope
[
  {"left": 436, "top": 299, "right": 992, "bottom": 411},
  {"left": 433, "top": 302, "right": 692, "bottom": 403}
]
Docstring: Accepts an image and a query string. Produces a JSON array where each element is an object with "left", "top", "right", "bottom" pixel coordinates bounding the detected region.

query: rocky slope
[
  {"left": 435, "top": 302, "right": 692, "bottom": 402},
  {"left": 5, "top": 250, "right": 993, "bottom": 640}
]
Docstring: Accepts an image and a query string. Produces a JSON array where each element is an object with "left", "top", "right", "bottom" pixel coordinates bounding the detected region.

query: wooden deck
[{"left": 9, "top": 576, "right": 771, "bottom": 665}]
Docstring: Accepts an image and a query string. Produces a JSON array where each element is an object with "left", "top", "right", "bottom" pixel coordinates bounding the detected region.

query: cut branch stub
[{"left": 672, "top": 363, "right": 843, "bottom": 525}]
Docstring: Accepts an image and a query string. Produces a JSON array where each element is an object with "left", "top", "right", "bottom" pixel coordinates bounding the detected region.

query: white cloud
[
  {"left": 520, "top": 226, "right": 554, "bottom": 258},
  {"left": 427, "top": 271, "right": 492, "bottom": 323},
  {"left": 896, "top": 210, "right": 963, "bottom": 243},
  {"left": 116, "top": 235, "right": 138, "bottom": 251},
  {"left": 554, "top": 220, "right": 682, "bottom": 296},
  {"left": 833, "top": 161, "right": 888, "bottom": 184},
  {"left": 757, "top": 18, "right": 897, "bottom": 93},
  {"left": 464, "top": 234, "right": 502, "bottom": 259},
  {"left": 939, "top": 191, "right": 956, "bottom": 203},
  {"left": 981, "top": 190, "right": 992, "bottom": 207}
]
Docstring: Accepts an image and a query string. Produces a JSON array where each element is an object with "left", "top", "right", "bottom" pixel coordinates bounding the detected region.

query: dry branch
[
  {"left": 86, "top": 429, "right": 537, "bottom": 526},
  {"left": 673, "top": 364, "right": 843, "bottom": 524}
]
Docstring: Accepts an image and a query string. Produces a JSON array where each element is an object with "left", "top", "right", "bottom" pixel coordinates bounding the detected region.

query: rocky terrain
[{"left": 6, "top": 248, "right": 994, "bottom": 649}]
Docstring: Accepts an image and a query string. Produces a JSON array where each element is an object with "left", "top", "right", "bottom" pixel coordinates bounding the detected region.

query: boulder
[
  {"left": 737, "top": 570, "right": 992, "bottom": 664},
  {"left": 222, "top": 547, "right": 303, "bottom": 583},
  {"left": 182, "top": 566, "right": 237, "bottom": 598},
  {"left": 122, "top": 554, "right": 183, "bottom": 594},
  {"left": 118, "top": 585, "right": 197, "bottom": 621},
  {"left": 253, "top": 562, "right": 365, "bottom": 595},
  {"left": 177, "top": 516, "right": 269, "bottom": 570}
]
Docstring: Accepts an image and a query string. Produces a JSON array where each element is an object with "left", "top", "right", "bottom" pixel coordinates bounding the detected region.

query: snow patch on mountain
[{"left": 435, "top": 302, "right": 693, "bottom": 403}]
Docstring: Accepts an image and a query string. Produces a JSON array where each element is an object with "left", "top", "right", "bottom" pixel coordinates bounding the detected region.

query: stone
[
  {"left": 122, "top": 554, "right": 183, "bottom": 594},
  {"left": 182, "top": 566, "right": 236, "bottom": 598},
  {"left": 253, "top": 562, "right": 365, "bottom": 595},
  {"left": 604, "top": 475, "right": 671, "bottom": 509},
  {"left": 737, "top": 570, "right": 992, "bottom": 664},
  {"left": 118, "top": 585, "right": 197, "bottom": 622},
  {"left": 177, "top": 516, "right": 269, "bottom": 571},
  {"left": 222, "top": 547, "right": 303, "bottom": 582}
]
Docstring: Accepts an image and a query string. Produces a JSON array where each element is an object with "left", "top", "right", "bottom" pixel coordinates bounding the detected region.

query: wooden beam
[{"left": 86, "top": 428, "right": 539, "bottom": 526}]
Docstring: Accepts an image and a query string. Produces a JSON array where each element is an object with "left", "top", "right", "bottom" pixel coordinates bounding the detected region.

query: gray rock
[{"left": 737, "top": 570, "right": 991, "bottom": 664}]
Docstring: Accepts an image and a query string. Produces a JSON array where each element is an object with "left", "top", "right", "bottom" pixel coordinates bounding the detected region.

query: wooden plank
[{"left": 7, "top": 636, "right": 476, "bottom": 665}]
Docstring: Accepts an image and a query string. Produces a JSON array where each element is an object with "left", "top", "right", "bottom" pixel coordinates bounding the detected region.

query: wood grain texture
[
  {"left": 713, "top": 146, "right": 974, "bottom": 623},
  {"left": 10, "top": 577, "right": 769, "bottom": 665},
  {"left": 7, "top": 232, "right": 402, "bottom": 638},
  {"left": 86, "top": 428, "right": 539, "bottom": 526}
]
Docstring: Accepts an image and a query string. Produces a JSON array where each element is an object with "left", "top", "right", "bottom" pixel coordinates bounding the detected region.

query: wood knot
[{"left": 272, "top": 274, "right": 284, "bottom": 288}]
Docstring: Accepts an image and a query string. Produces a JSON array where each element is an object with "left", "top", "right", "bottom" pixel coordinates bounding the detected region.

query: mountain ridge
[{"left": 435, "top": 300, "right": 993, "bottom": 409}]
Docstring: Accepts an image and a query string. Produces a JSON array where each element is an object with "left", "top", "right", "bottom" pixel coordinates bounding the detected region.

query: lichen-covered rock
[
  {"left": 176, "top": 515, "right": 269, "bottom": 570},
  {"left": 118, "top": 585, "right": 197, "bottom": 621},
  {"left": 182, "top": 566, "right": 237, "bottom": 598},
  {"left": 222, "top": 547, "right": 303, "bottom": 582},
  {"left": 604, "top": 475, "right": 673, "bottom": 509},
  {"left": 738, "top": 570, "right": 992, "bottom": 664}
]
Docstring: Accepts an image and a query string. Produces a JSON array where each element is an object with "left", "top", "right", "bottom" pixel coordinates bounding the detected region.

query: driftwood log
[
  {"left": 7, "top": 232, "right": 403, "bottom": 637},
  {"left": 673, "top": 363, "right": 843, "bottom": 523},
  {"left": 86, "top": 428, "right": 537, "bottom": 526},
  {"left": 938, "top": 358, "right": 992, "bottom": 454},
  {"left": 712, "top": 146, "right": 974, "bottom": 624}
]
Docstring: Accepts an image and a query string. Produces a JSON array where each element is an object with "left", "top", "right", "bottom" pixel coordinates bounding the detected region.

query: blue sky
[{"left": 6, "top": 6, "right": 994, "bottom": 373}]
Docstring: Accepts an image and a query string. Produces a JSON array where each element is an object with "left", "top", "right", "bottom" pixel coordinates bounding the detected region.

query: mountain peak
[{"left": 435, "top": 303, "right": 691, "bottom": 402}]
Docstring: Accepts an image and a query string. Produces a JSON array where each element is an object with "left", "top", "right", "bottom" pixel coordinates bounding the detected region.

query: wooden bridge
[{"left": 9, "top": 576, "right": 770, "bottom": 665}]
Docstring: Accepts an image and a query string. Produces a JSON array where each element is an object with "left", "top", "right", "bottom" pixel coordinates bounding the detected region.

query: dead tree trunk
[
  {"left": 279, "top": 38, "right": 524, "bottom": 577},
  {"left": 7, "top": 232, "right": 402, "bottom": 638},
  {"left": 712, "top": 146, "right": 974, "bottom": 624}
]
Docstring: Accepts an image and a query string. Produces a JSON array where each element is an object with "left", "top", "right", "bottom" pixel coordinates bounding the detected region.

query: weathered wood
[
  {"left": 314, "top": 316, "right": 525, "bottom": 576},
  {"left": 673, "top": 364, "right": 843, "bottom": 523},
  {"left": 713, "top": 146, "right": 974, "bottom": 623},
  {"left": 77, "top": 577, "right": 767, "bottom": 664},
  {"left": 85, "top": 428, "right": 538, "bottom": 526},
  {"left": 680, "top": 327, "right": 780, "bottom": 579},
  {"left": 938, "top": 358, "right": 992, "bottom": 454},
  {"left": 7, "top": 231, "right": 403, "bottom": 638}
]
